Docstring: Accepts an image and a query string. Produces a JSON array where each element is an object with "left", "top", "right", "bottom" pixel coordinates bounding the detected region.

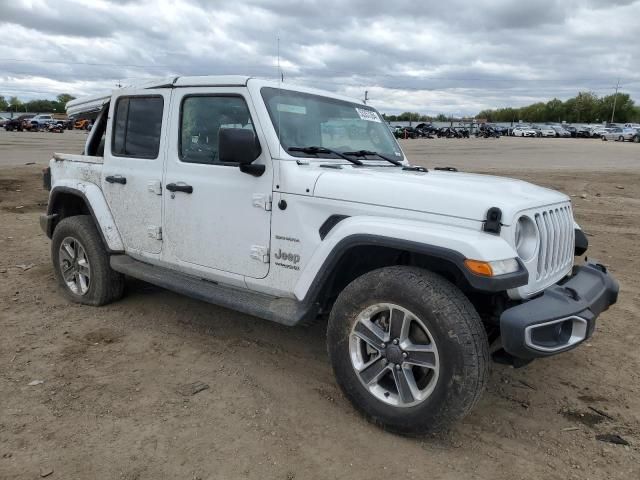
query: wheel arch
[
  {"left": 46, "top": 184, "right": 124, "bottom": 252},
  {"left": 295, "top": 220, "right": 527, "bottom": 314}
]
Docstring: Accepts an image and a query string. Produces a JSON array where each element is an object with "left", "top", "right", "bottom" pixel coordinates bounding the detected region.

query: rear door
[{"left": 102, "top": 90, "right": 170, "bottom": 256}]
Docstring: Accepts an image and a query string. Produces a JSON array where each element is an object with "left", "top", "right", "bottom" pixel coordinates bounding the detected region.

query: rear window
[{"left": 112, "top": 96, "right": 164, "bottom": 159}]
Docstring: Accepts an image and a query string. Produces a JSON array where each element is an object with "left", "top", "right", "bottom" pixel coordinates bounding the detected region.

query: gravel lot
[{"left": 1, "top": 130, "right": 638, "bottom": 479}]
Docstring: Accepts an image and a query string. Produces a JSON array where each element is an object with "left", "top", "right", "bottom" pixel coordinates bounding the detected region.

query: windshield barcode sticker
[{"left": 355, "top": 108, "right": 381, "bottom": 123}]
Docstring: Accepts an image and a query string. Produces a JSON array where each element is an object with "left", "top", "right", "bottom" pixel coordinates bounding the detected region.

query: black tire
[
  {"left": 51, "top": 215, "right": 124, "bottom": 306},
  {"left": 327, "top": 266, "right": 489, "bottom": 435}
]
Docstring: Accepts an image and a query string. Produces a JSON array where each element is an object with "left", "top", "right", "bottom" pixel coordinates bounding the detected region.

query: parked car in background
[
  {"left": 561, "top": 125, "right": 578, "bottom": 137},
  {"left": 600, "top": 127, "right": 621, "bottom": 141},
  {"left": 531, "top": 125, "right": 556, "bottom": 137},
  {"left": 576, "top": 125, "right": 592, "bottom": 138},
  {"left": 511, "top": 126, "right": 537, "bottom": 137},
  {"left": 550, "top": 125, "right": 571, "bottom": 137},
  {"left": 31, "top": 114, "right": 55, "bottom": 127},
  {"left": 489, "top": 124, "right": 509, "bottom": 136},
  {"left": 621, "top": 127, "right": 638, "bottom": 142},
  {"left": 74, "top": 118, "right": 92, "bottom": 130},
  {"left": 632, "top": 128, "right": 640, "bottom": 143},
  {"left": 0, "top": 115, "right": 10, "bottom": 127},
  {"left": 601, "top": 127, "right": 637, "bottom": 142},
  {"left": 28, "top": 114, "right": 57, "bottom": 131},
  {"left": 394, "top": 126, "right": 420, "bottom": 139},
  {"left": 590, "top": 126, "right": 609, "bottom": 138},
  {"left": 3, "top": 114, "right": 35, "bottom": 131},
  {"left": 476, "top": 124, "right": 501, "bottom": 138}
]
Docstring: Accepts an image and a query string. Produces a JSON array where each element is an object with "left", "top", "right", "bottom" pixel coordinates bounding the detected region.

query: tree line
[
  {"left": 476, "top": 92, "right": 639, "bottom": 123},
  {"left": 382, "top": 112, "right": 454, "bottom": 122},
  {"left": 0, "top": 94, "right": 76, "bottom": 115}
]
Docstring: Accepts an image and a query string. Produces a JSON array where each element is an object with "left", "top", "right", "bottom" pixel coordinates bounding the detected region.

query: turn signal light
[
  {"left": 464, "top": 259, "right": 493, "bottom": 276},
  {"left": 464, "top": 258, "right": 520, "bottom": 277}
]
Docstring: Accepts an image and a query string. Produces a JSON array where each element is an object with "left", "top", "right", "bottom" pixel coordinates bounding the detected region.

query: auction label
[{"left": 355, "top": 108, "right": 381, "bottom": 122}]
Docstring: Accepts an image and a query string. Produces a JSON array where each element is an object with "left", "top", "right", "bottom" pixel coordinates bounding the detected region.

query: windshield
[{"left": 261, "top": 87, "right": 403, "bottom": 161}]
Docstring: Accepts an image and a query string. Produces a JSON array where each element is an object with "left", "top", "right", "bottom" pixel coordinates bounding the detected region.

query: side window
[
  {"left": 112, "top": 96, "right": 164, "bottom": 159},
  {"left": 180, "top": 95, "right": 256, "bottom": 164}
]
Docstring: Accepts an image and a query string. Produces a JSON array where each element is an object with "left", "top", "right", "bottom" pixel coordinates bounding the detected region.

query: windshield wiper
[
  {"left": 288, "top": 146, "right": 363, "bottom": 165},
  {"left": 341, "top": 150, "right": 403, "bottom": 166}
]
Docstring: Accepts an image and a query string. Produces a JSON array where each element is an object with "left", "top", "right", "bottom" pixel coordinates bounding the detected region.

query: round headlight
[{"left": 515, "top": 216, "right": 538, "bottom": 261}]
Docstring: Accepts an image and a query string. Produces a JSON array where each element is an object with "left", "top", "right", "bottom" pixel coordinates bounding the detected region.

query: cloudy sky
[{"left": 1, "top": 0, "right": 639, "bottom": 115}]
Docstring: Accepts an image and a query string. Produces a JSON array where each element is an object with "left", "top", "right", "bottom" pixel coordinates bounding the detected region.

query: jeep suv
[
  {"left": 4, "top": 114, "right": 35, "bottom": 131},
  {"left": 40, "top": 76, "right": 618, "bottom": 435}
]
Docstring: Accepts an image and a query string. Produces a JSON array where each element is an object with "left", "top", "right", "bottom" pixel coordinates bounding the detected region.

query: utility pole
[
  {"left": 610, "top": 78, "right": 620, "bottom": 124},
  {"left": 363, "top": 90, "right": 369, "bottom": 105}
]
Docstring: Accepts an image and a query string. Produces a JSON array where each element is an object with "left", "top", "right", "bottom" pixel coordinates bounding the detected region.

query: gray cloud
[{"left": 0, "top": 0, "right": 638, "bottom": 115}]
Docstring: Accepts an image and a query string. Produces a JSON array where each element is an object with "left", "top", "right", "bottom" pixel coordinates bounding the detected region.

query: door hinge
[
  {"left": 148, "top": 180, "right": 162, "bottom": 195},
  {"left": 147, "top": 226, "right": 162, "bottom": 240},
  {"left": 252, "top": 193, "right": 272, "bottom": 211},
  {"left": 250, "top": 245, "right": 270, "bottom": 263}
]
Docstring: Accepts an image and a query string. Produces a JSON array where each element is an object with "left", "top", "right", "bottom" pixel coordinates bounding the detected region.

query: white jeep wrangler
[{"left": 41, "top": 76, "right": 618, "bottom": 434}]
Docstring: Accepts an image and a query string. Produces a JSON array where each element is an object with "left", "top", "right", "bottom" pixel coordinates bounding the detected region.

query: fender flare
[
  {"left": 47, "top": 182, "right": 124, "bottom": 252},
  {"left": 294, "top": 216, "right": 527, "bottom": 303}
]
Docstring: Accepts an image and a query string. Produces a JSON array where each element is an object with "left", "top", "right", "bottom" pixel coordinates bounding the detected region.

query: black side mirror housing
[
  {"left": 218, "top": 128, "right": 260, "bottom": 164},
  {"left": 218, "top": 128, "right": 264, "bottom": 177}
]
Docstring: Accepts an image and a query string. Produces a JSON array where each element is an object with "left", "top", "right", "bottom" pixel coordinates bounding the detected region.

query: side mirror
[
  {"left": 219, "top": 128, "right": 264, "bottom": 176},
  {"left": 218, "top": 128, "right": 264, "bottom": 175}
]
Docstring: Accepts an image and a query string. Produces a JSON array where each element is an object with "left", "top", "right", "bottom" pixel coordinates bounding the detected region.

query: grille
[{"left": 533, "top": 205, "right": 574, "bottom": 281}]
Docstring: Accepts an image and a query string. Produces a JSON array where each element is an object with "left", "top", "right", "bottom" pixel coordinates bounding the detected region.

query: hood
[{"left": 312, "top": 167, "right": 569, "bottom": 224}]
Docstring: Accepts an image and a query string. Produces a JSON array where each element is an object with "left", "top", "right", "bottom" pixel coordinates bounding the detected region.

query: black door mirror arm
[{"left": 239, "top": 163, "right": 265, "bottom": 177}]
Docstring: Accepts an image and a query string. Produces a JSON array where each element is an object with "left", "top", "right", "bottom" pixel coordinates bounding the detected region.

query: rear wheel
[
  {"left": 327, "top": 266, "right": 489, "bottom": 435},
  {"left": 51, "top": 215, "right": 124, "bottom": 306}
]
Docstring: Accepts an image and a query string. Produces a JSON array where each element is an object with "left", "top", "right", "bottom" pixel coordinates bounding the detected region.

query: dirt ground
[{"left": 1, "top": 131, "right": 638, "bottom": 479}]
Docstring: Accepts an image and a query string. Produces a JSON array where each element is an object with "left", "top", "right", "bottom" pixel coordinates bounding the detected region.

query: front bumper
[{"left": 500, "top": 261, "right": 618, "bottom": 359}]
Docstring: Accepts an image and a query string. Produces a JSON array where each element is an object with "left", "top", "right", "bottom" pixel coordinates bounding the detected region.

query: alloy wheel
[
  {"left": 59, "top": 237, "right": 91, "bottom": 295},
  {"left": 349, "top": 303, "right": 440, "bottom": 408}
]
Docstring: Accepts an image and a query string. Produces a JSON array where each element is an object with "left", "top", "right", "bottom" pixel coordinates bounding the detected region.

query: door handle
[
  {"left": 105, "top": 175, "right": 127, "bottom": 185},
  {"left": 166, "top": 183, "right": 193, "bottom": 194}
]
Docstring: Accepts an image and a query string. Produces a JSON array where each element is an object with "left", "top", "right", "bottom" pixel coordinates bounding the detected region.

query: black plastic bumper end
[{"left": 500, "top": 261, "right": 618, "bottom": 360}]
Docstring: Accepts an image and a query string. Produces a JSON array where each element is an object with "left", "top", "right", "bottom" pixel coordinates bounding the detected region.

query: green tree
[
  {"left": 545, "top": 98, "right": 564, "bottom": 122},
  {"left": 8, "top": 96, "right": 22, "bottom": 112},
  {"left": 56, "top": 93, "right": 75, "bottom": 104},
  {"left": 574, "top": 91, "right": 598, "bottom": 122},
  {"left": 54, "top": 93, "right": 76, "bottom": 112},
  {"left": 0, "top": 95, "right": 8, "bottom": 111},
  {"left": 475, "top": 91, "right": 638, "bottom": 123},
  {"left": 598, "top": 93, "right": 635, "bottom": 123}
]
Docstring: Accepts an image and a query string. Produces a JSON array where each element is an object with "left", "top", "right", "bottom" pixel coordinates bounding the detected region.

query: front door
[
  {"left": 102, "top": 90, "right": 170, "bottom": 256},
  {"left": 162, "top": 89, "right": 272, "bottom": 279}
]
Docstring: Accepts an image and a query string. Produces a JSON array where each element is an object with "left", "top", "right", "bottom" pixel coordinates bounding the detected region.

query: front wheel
[{"left": 327, "top": 266, "right": 489, "bottom": 435}]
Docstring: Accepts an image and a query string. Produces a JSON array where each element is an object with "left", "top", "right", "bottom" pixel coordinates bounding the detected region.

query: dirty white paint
[{"left": 50, "top": 168, "right": 124, "bottom": 252}]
